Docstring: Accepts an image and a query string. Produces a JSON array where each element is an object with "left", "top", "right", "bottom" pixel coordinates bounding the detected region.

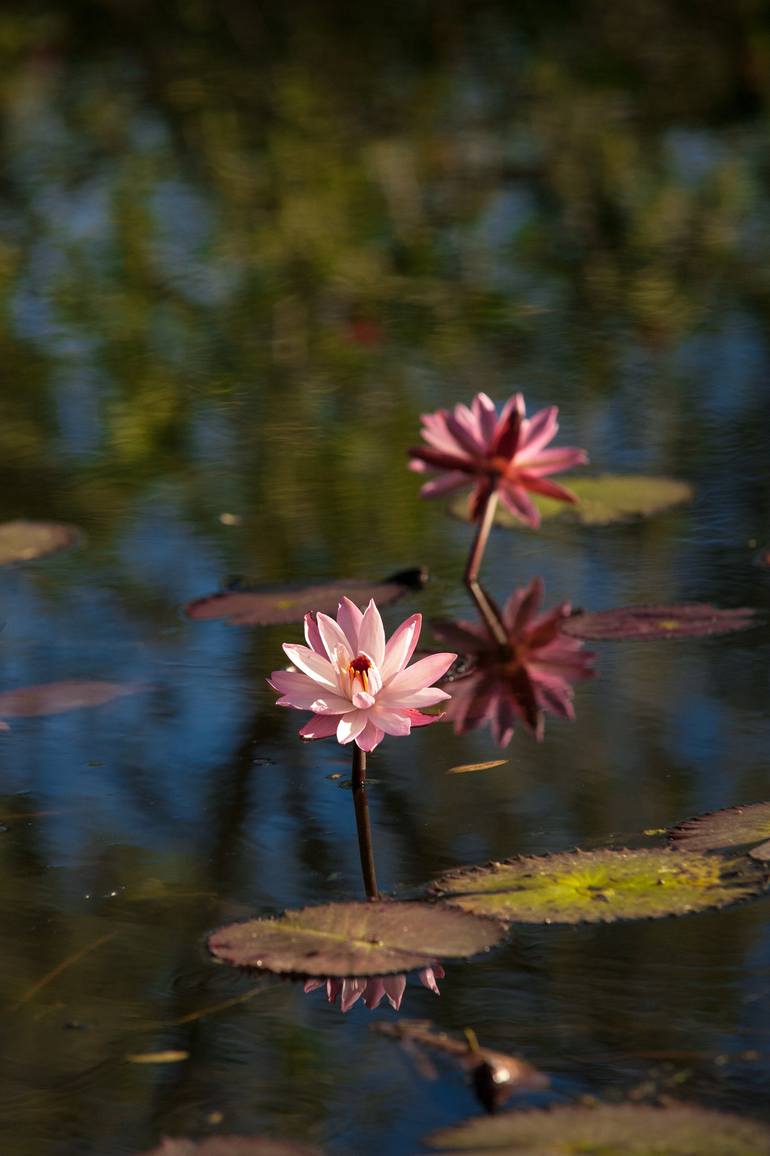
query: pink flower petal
[
  {"left": 498, "top": 482, "right": 541, "bottom": 528},
  {"left": 351, "top": 690, "right": 376, "bottom": 709},
  {"left": 299, "top": 714, "right": 340, "bottom": 740},
  {"left": 419, "top": 472, "right": 472, "bottom": 498},
  {"left": 383, "top": 685, "right": 451, "bottom": 710},
  {"left": 369, "top": 707, "right": 412, "bottom": 736},
  {"left": 382, "top": 974, "right": 407, "bottom": 1010},
  {"left": 517, "top": 405, "right": 559, "bottom": 460},
  {"left": 380, "top": 613, "right": 421, "bottom": 683},
  {"left": 386, "top": 651, "right": 457, "bottom": 697},
  {"left": 358, "top": 600, "right": 386, "bottom": 667},
  {"left": 522, "top": 446, "right": 589, "bottom": 476},
  {"left": 282, "top": 643, "right": 338, "bottom": 691},
  {"left": 316, "top": 612, "right": 355, "bottom": 664},
  {"left": 337, "top": 711, "right": 368, "bottom": 744},
  {"left": 516, "top": 472, "right": 579, "bottom": 504},
  {"left": 336, "top": 597, "right": 363, "bottom": 650},
  {"left": 356, "top": 720, "right": 385, "bottom": 751},
  {"left": 472, "top": 392, "right": 498, "bottom": 445},
  {"left": 304, "top": 613, "right": 324, "bottom": 655}
]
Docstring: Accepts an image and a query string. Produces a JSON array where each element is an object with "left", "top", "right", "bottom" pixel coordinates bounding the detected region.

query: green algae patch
[
  {"left": 450, "top": 475, "right": 693, "bottom": 529},
  {"left": 425, "top": 1102, "right": 770, "bottom": 1155},
  {"left": 670, "top": 802, "right": 770, "bottom": 854},
  {"left": 429, "top": 848, "right": 767, "bottom": 925}
]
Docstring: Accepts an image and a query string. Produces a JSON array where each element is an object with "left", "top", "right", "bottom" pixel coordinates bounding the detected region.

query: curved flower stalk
[
  {"left": 269, "top": 598, "right": 456, "bottom": 753},
  {"left": 304, "top": 963, "right": 445, "bottom": 1013},
  {"left": 433, "top": 578, "right": 594, "bottom": 744},
  {"left": 408, "top": 391, "right": 588, "bottom": 528}
]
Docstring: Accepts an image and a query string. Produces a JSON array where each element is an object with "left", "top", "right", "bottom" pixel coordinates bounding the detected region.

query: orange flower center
[{"left": 348, "top": 654, "right": 372, "bottom": 693}]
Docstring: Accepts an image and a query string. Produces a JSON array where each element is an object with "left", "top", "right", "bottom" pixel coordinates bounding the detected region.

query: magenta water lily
[
  {"left": 269, "top": 597, "right": 456, "bottom": 753},
  {"left": 408, "top": 391, "right": 587, "bottom": 527}
]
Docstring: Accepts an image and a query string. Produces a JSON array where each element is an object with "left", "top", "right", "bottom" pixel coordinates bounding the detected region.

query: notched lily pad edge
[
  {"left": 205, "top": 898, "right": 506, "bottom": 980},
  {"left": 668, "top": 801, "right": 770, "bottom": 853}
]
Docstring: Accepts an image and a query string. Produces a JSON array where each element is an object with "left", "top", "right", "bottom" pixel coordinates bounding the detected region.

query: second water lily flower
[
  {"left": 408, "top": 391, "right": 587, "bottom": 527},
  {"left": 269, "top": 598, "right": 457, "bottom": 752},
  {"left": 304, "top": 963, "right": 445, "bottom": 1013}
]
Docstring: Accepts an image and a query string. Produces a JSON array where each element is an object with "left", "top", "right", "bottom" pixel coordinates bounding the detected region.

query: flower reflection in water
[
  {"left": 434, "top": 578, "right": 594, "bottom": 744},
  {"left": 304, "top": 964, "right": 445, "bottom": 1013}
]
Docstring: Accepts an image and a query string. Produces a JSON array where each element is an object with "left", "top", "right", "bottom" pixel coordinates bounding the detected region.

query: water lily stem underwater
[
  {"left": 463, "top": 490, "right": 508, "bottom": 647},
  {"left": 352, "top": 745, "right": 379, "bottom": 899}
]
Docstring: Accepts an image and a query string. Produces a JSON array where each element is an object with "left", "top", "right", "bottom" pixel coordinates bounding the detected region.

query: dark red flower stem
[
  {"left": 352, "top": 746, "right": 379, "bottom": 900},
  {"left": 464, "top": 490, "right": 508, "bottom": 647}
]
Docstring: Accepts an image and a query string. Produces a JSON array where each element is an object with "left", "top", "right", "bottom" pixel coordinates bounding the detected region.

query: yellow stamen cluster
[{"left": 348, "top": 654, "right": 372, "bottom": 694}]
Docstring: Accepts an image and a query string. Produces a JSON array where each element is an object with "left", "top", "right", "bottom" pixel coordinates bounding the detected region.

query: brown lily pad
[
  {"left": 0, "top": 520, "right": 81, "bottom": 564},
  {"left": 0, "top": 680, "right": 148, "bottom": 720},
  {"left": 450, "top": 475, "right": 693, "bottom": 529},
  {"left": 429, "top": 848, "right": 767, "bottom": 925},
  {"left": 669, "top": 802, "right": 770, "bottom": 854},
  {"left": 426, "top": 1102, "right": 770, "bottom": 1154},
  {"left": 208, "top": 901, "right": 503, "bottom": 978},
  {"left": 561, "top": 603, "right": 759, "bottom": 641},
  {"left": 143, "top": 1139, "right": 322, "bottom": 1156},
  {"left": 186, "top": 568, "right": 427, "bottom": 626}
]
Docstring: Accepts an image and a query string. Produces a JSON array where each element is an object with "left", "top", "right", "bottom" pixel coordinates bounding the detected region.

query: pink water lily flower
[
  {"left": 304, "top": 963, "right": 445, "bottom": 1012},
  {"left": 269, "top": 598, "right": 457, "bottom": 752},
  {"left": 408, "top": 391, "right": 588, "bottom": 527},
  {"left": 433, "top": 578, "right": 594, "bottom": 744}
]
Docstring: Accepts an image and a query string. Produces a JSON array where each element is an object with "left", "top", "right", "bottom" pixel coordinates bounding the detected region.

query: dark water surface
[{"left": 1, "top": 3, "right": 770, "bottom": 1153}]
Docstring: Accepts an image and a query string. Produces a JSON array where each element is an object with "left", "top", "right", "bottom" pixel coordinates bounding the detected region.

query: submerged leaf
[
  {"left": 426, "top": 1102, "right": 770, "bottom": 1154},
  {"left": 208, "top": 901, "right": 502, "bottom": 977},
  {"left": 186, "top": 568, "right": 427, "bottom": 625},
  {"left": 450, "top": 475, "right": 693, "bottom": 528},
  {"left": 429, "top": 848, "right": 767, "bottom": 925},
  {"left": 143, "top": 1139, "right": 322, "bottom": 1156},
  {"left": 669, "top": 802, "right": 770, "bottom": 854},
  {"left": 561, "top": 602, "right": 759, "bottom": 640},
  {"left": 0, "top": 519, "right": 81, "bottom": 564},
  {"left": 373, "top": 1019, "right": 547, "bottom": 1110},
  {"left": 0, "top": 680, "right": 147, "bottom": 719}
]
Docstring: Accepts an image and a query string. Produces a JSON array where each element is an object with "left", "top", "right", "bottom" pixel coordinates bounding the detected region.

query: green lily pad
[
  {"left": 208, "top": 901, "right": 503, "bottom": 977},
  {"left": 143, "top": 1139, "right": 322, "bottom": 1156},
  {"left": 186, "top": 567, "right": 427, "bottom": 625},
  {"left": 669, "top": 802, "right": 770, "bottom": 854},
  {"left": 426, "top": 1103, "right": 770, "bottom": 1155},
  {"left": 0, "top": 519, "right": 81, "bottom": 564},
  {"left": 429, "top": 848, "right": 767, "bottom": 925},
  {"left": 450, "top": 475, "right": 693, "bottom": 528},
  {"left": 561, "top": 603, "right": 759, "bottom": 641}
]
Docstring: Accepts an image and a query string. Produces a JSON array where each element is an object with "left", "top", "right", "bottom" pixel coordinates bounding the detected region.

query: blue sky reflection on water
[{"left": 0, "top": 3, "right": 770, "bottom": 1153}]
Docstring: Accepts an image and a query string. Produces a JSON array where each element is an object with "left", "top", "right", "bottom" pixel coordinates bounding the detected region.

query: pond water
[{"left": 1, "top": 4, "right": 770, "bottom": 1153}]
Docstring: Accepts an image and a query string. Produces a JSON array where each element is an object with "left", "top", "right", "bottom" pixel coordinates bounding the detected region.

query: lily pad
[
  {"left": 426, "top": 1103, "right": 770, "bottom": 1154},
  {"left": 669, "top": 802, "right": 770, "bottom": 854},
  {"left": 450, "top": 475, "right": 693, "bottom": 528},
  {"left": 208, "top": 901, "right": 503, "bottom": 977},
  {"left": 186, "top": 567, "right": 427, "bottom": 625},
  {"left": 429, "top": 848, "right": 767, "bottom": 925},
  {"left": 0, "top": 519, "right": 81, "bottom": 564},
  {"left": 0, "top": 680, "right": 147, "bottom": 720},
  {"left": 561, "top": 603, "right": 759, "bottom": 641},
  {"left": 143, "top": 1139, "right": 322, "bottom": 1156}
]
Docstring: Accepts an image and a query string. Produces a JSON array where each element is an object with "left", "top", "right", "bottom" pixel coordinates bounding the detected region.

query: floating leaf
[
  {"left": 749, "top": 840, "right": 770, "bottom": 862},
  {"left": 208, "top": 901, "right": 503, "bottom": 977},
  {"left": 450, "top": 475, "right": 693, "bottom": 528},
  {"left": 127, "top": 1050, "right": 189, "bottom": 1064},
  {"left": 429, "top": 848, "right": 767, "bottom": 925},
  {"left": 669, "top": 802, "right": 770, "bottom": 854},
  {"left": 561, "top": 603, "right": 759, "bottom": 641},
  {"left": 143, "top": 1138, "right": 322, "bottom": 1156},
  {"left": 0, "top": 680, "right": 147, "bottom": 719},
  {"left": 446, "top": 760, "right": 509, "bottom": 776},
  {"left": 0, "top": 519, "right": 81, "bottom": 564},
  {"left": 186, "top": 568, "right": 427, "bottom": 625},
  {"left": 426, "top": 1103, "right": 770, "bottom": 1154}
]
